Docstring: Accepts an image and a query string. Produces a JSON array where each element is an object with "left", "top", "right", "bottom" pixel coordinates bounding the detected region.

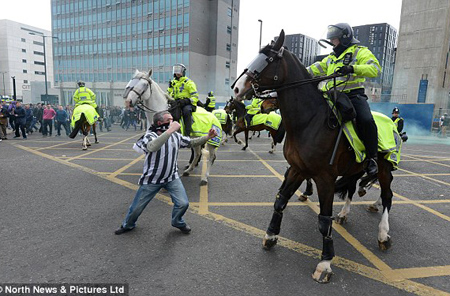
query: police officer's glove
[{"left": 336, "top": 66, "right": 354, "bottom": 75}]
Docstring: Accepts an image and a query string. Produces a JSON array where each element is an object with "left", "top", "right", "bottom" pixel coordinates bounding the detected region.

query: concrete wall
[{"left": 391, "top": 0, "right": 450, "bottom": 109}]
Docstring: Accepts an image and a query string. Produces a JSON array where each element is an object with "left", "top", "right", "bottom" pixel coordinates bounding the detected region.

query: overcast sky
[{"left": 0, "top": 0, "right": 402, "bottom": 74}]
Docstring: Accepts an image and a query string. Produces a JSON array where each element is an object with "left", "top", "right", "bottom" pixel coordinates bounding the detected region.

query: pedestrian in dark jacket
[
  {"left": 13, "top": 102, "right": 27, "bottom": 139},
  {"left": 54, "top": 105, "right": 70, "bottom": 136}
]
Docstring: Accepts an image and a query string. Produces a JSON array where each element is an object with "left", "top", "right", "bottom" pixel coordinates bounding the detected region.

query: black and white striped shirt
[{"left": 134, "top": 131, "right": 191, "bottom": 184}]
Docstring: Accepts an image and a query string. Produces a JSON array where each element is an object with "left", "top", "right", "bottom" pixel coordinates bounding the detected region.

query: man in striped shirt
[{"left": 115, "top": 110, "right": 217, "bottom": 235}]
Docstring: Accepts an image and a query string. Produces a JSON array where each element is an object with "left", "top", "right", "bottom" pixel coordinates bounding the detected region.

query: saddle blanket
[
  {"left": 181, "top": 106, "right": 222, "bottom": 147},
  {"left": 71, "top": 104, "right": 99, "bottom": 128},
  {"left": 212, "top": 109, "right": 230, "bottom": 125},
  {"left": 343, "top": 111, "right": 402, "bottom": 168},
  {"left": 249, "top": 112, "right": 282, "bottom": 130}
]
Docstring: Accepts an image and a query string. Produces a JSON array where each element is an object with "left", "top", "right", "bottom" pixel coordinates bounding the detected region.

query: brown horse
[
  {"left": 232, "top": 30, "right": 396, "bottom": 283},
  {"left": 224, "top": 98, "right": 280, "bottom": 153},
  {"left": 69, "top": 113, "right": 98, "bottom": 150}
]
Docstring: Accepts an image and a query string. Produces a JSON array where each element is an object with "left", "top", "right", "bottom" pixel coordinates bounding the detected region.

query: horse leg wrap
[
  {"left": 318, "top": 215, "right": 335, "bottom": 261},
  {"left": 274, "top": 192, "right": 290, "bottom": 212},
  {"left": 268, "top": 211, "right": 283, "bottom": 235}
]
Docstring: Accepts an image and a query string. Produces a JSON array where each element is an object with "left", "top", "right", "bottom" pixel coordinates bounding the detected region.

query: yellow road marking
[
  {"left": 58, "top": 157, "right": 138, "bottom": 161},
  {"left": 198, "top": 155, "right": 209, "bottom": 215},
  {"left": 65, "top": 135, "right": 137, "bottom": 162},
  {"left": 14, "top": 141, "right": 450, "bottom": 295},
  {"left": 405, "top": 154, "right": 450, "bottom": 169},
  {"left": 107, "top": 154, "right": 145, "bottom": 178},
  {"left": 390, "top": 265, "right": 450, "bottom": 279},
  {"left": 398, "top": 168, "right": 450, "bottom": 187}
]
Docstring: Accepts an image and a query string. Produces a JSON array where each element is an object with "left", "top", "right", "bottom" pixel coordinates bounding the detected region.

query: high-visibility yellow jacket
[
  {"left": 167, "top": 76, "right": 199, "bottom": 106},
  {"left": 73, "top": 87, "right": 97, "bottom": 108},
  {"left": 206, "top": 95, "right": 216, "bottom": 109},
  {"left": 246, "top": 98, "right": 263, "bottom": 115},
  {"left": 307, "top": 44, "right": 382, "bottom": 93}
]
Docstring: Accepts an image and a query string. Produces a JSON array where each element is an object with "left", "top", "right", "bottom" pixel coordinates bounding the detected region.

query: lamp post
[
  {"left": 29, "top": 33, "right": 58, "bottom": 104},
  {"left": 258, "top": 19, "right": 263, "bottom": 51}
]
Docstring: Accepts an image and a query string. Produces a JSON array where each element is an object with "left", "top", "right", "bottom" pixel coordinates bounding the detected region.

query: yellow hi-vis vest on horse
[
  {"left": 180, "top": 106, "right": 222, "bottom": 147},
  {"left": 71, "top": 104, "right": 99, "bottom": 128}
]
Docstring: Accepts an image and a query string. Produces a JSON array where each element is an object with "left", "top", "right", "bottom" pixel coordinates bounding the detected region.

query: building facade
[
  {"left": 391, "top": 0, "right": 450, "bottom": 113},
  {"left": 353, "top": 23, "right": 397, "bottom": 102},
  {"left": 0, "top": 20, "right": 56, "bottom": 103},
  {"left": 275, "top": 33, "right": 320, "bottom": 67},
  {"left": 51, "top": 0, "right": 239, "bottom": 106}
]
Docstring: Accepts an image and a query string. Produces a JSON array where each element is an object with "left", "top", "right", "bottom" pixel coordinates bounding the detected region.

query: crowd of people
[{"left": 0, "top": 101, "right": 150, "bottom": 141}]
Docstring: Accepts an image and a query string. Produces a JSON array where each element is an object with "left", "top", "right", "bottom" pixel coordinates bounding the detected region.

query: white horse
[{"left": 123, "top": 69, "right": 221, "bottom": 185}]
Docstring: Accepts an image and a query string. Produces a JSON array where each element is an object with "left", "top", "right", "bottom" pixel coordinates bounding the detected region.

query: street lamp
[
  {"left": 29, "top": 32, "right": 58, "bottom": 104},
  {"left": 258, "top": 19, "right": 263, "bottom": 51}
]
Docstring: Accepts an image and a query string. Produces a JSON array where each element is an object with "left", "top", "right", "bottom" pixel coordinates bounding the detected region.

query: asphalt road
[{"left": 1, "top": 127, "right": 450, "bottom": 296}]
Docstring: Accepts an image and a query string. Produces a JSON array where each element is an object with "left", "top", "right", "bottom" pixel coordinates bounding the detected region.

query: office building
[
  {"left": 275, "top": 33, "right": 320, "bottom": 67},
  {"left": 353, "top": 23, "right": 397, "bottom": 102},
  {"left": 51, "top": 0, "right": 240, "bottom": 106},
  {"left": 0, "top": 19, "right": 56, "bottom": 103}
]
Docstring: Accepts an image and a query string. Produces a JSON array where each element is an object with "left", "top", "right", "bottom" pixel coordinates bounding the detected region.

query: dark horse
[
  {"left": 224, "top": 98, "right": 280, "bottom": 153},
  {"left": 233, "top": 30, "right": 394, "bottom": 283},
  {"left": 69, "top": 108, "right": 99, "bottom": 150}
]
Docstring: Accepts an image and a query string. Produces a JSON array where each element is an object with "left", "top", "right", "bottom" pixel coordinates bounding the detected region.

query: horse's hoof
[
  {"left": 200, "top": 180, "right": 207, "bottom": 186},
  {"left": 268, "top": 150, "right": 274, "bottom": 154},
  {"left": 82, "top": 147, "right": 87, "bottom": 150},
  {"left": 95, "top": 141, "right": 99, "bottom": 144},
  {"left": 86, "top": 143, "right": 91, "bottom": 146},
  {"left": 358, "top": 188, "right": 367, "bottom": 197},
  {"left": 335, "top": 215, "right": 347, "bottom": 225},
  {"left": 312, "top": 270, "right": 333, "bottom": 283},
  {"left": 378, "top": 237, "right": 392, "bottom": 251},
  {"left": 366, "top": 204, "right": 379, "bottom": 213},
  {"left": 262, "top": 235, "right": 278, "bottom": 250},
  {"left": 241, "top": 147, "right": 247, "bottom": 151},
  {"left": 182, "top": 172, "right": 190, "bottom": 177},
  {"left": 298, "top": 194, "right": 308, "bottom": 202}
]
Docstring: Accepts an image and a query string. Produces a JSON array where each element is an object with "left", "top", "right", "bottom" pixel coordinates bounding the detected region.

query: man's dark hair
[{"left": 153, "top": 110, "right": 170, "bottom": 125}]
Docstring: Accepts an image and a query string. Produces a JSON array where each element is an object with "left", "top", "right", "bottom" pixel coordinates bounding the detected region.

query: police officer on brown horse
[{"left": 307, "top": 23, "right": 381, "bottom": 177}]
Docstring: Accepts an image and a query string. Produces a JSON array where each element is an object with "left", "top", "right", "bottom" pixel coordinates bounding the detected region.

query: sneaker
[
  {"left": 114, "top": 226, "right": 134, "bottom": 235},
  {"left": 176, "top": 225, "right": 191, "bottom": 234}
]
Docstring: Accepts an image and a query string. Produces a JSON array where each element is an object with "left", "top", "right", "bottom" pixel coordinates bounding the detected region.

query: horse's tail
[
  {"left": 69, "top": 113, "right": 85, "bottom": 139},
  {"left": 334, "top": 171, "right": 365, "bottom": 200}
]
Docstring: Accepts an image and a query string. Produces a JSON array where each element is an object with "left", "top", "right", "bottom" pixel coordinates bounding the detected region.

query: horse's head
[
  {"left": 224, "top": 97, "right": 234, "bottom": 114},
  {"left": 233, "top": 30, "right": 305, "bottom": 102}
]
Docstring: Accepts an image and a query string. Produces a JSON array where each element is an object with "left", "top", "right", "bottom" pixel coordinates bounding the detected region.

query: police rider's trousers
[
  {"left": 182, "top": 104, "right": 193, "bottom": 136},
  {"left": 347, "top": 89, "right": 378, "bottom": 159}
]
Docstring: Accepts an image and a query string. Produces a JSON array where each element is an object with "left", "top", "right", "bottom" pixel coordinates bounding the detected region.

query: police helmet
[
  {"left": 208, "top": 91, "right": 214, "bottom": 97},
  {"left": 392, "top": 107, "right": 400, "bottom": 114},
  {"left": 173, "top": 63, "right": 187, "bottom": 76},
  {"left": 77, "top": 80, "right": 85, "bottom": 87},
  {"left": 327, "top": 23, "right": 360, "bottom": 46}
]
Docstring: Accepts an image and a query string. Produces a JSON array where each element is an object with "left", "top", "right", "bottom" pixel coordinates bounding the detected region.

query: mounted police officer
[
  {"left": 73, "top": 80, "right": 99, "bottom": 117},
  {"left": 307, "top": 23, "right": 381, "bottom": 177},
  {"left": 167, "top": 63, "right": 199, "bottom": 136},
  {"left": 204, "top": 91, "right": 216, "bottom": 112},
  {"left": 245, "top": 97, "right": 263, "bottom": 127}
]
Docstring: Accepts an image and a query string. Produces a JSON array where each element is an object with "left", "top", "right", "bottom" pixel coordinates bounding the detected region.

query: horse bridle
[
  {"left": 232, "top": 46, "right": 344, "bottom": 97},
  {"left": 123, "top": 76, "right": 162, "bottom": 113}
]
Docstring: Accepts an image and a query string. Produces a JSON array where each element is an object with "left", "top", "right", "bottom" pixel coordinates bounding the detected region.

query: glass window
[
  {"left": 23, "top": 69, "right": 27, "bottom": 73},
  {"left": 227, "top": 7, "right": 232, "bottom": 16},
  {"left": 21, "top": 38, "right": 26, "bottom": 42},
  {"left": 22, "top": 59, "right": 27, "bottom": 63}
]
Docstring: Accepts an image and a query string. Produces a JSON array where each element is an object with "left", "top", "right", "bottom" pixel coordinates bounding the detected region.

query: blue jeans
[{"left": 121, "top": 178, "right": 189, "bottom": 229}]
